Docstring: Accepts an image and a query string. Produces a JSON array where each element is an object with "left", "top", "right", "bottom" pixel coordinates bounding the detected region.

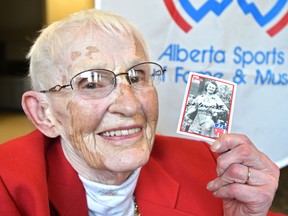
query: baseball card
[{"left": 177, "top": 72, "right": 237, "bottom": 143}]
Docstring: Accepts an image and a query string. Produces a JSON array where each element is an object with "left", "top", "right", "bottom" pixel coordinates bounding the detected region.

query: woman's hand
[{"left": 207, "top": 134, "right": 280, "bottom": 216}]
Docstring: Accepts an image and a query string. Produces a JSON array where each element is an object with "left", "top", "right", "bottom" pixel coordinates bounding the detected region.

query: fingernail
[
  {"left": 206, "top": 181, "right": 214, "bottom": 190},
  {"left": 211, "top": 141, "right": 220, "bottom": 152}
]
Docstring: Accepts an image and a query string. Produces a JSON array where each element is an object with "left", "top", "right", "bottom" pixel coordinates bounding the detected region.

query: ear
[{"left": 22, "top": 91, "right": 60, "bottom": 138}]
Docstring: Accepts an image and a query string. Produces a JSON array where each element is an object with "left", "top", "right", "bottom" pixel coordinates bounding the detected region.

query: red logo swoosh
[
  {"left": 164, "top": 0, "right": 192, "bottom": 32},
  {"left": 267, "top": 11, "right": 288, "bottom": 37}
]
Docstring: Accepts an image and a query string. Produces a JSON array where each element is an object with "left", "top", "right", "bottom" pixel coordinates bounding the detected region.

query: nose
[
  {"left": 108, "top": 78, "right": 141, "bottom": 116},
  {"left": 115, "top": 72, "right": 132, "bottom": 85}
]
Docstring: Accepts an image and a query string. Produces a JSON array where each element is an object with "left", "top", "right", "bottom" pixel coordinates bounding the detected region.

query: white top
[{"left": 79, "top": 168, "right": 141, "bottom": 216}]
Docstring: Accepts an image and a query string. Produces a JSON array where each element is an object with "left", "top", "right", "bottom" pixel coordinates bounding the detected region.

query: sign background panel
[{"left": 98, "top": 0, "right": 288, "bottom": 168}]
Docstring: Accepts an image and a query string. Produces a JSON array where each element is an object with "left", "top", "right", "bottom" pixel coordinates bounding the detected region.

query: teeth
[{"left": 101, "top": 128, "right": 141, "bottom": 137}]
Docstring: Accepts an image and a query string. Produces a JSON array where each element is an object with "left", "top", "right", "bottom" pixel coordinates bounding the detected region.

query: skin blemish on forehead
[
  {"left": 71, "top": 51, "right": 81, "bottom": 61},
  {"left": 132, "top": 35, "right": 147, "bottom": 60},
  {"left": 86, "top": 46, "right": 99, "bottom": 58}
]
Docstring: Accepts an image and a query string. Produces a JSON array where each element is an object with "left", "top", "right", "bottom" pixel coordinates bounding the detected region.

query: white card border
[{"left": 177, "top": 72, "right": 237, "bottom": 143}]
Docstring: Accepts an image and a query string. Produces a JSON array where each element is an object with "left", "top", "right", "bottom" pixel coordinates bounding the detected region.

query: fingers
[
  {"left": 211, "top": 133, "right": 253, "bottom": 154},
  {"left": 212, "top": 183, "right": 274, "bottom": 216},
  {"left": 207, "top": 164, "right": 277, "bottom": 192},
  {"left": 216, "top": 143, "right": 261, "bottom": 176},
  {"left": 212, "top": 183, "right": 274, "bottom": 211},
  {"left": 207, "top": 164, "right": 249, "bottom": 190},
  {"left": 210, "top": 133, "right": 280, "bottom": 183},
  {"left": 207, "top": 133, "right": 280, "bottom": 215},
  {"left": 207, "top": 163, "right": 279, "bottom": 214},
  {"left": 210, "top": 134, "right": 276, "bottom": 176}
]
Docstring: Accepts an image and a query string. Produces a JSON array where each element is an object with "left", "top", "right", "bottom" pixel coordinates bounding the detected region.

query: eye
[
  {"left": 73, "top": 71, "right": 115, "bottom": 90},
  {"left": 76, "top": 78, "right": 100, "bottom": 89},
  {"left": 82, "top": 81, "right": 102, "bottom": 89},
  {"left": 128, "top": 69, "right": 146, "bottom": 84}
]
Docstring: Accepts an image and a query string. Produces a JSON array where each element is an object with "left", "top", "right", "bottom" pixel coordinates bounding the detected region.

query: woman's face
[
  {"left": 48, "top": 28, "right": 158, "bottom": 182},
  {"left": 206, "top": 82, "right": 217, "bottom": 95}
]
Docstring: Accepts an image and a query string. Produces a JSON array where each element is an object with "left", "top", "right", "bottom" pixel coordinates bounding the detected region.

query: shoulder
[
  {"left": 196, "top": 94, "right": 205, "bottom": 99},
  {"left": 0, "top": 130, "right": 57, "bottom": 177},
  {"left": 150, "top": 135, "right": 218, "bottom": 175},
  {"left": 152, "top": 134, "right": 217, "bottom": 162},
  {"left": 195, "top": 94, "right": 206, "bottom": 102},
  {"left": 212, "top": 94, "right": 223, "bottom": 102},
  {"left": 0, "top": 130, "right": 51, "bottom": 158},
  {"left": 0, "top": 130, "right": 58, "bottom": 215}
]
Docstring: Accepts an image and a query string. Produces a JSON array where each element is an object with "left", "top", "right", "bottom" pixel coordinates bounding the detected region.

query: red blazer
[{"left": 0, "top": 130, "right": 284, "bottom": 216}]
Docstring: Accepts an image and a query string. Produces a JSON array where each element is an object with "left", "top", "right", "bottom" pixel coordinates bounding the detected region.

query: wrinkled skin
[
  {"left": 47, "top": 29, "right": 158, "bottom": 185},
  {"left": 207, "top": 134, "right": 280, "bottom": 216}
]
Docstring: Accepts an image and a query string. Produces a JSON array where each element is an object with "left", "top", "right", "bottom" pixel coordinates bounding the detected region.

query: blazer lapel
[
  {"left": 46, "top": 140, "right": 88, "bottom": 216},
  {"left": 135, "top": 157, "right": 193, "bottom": 215}
]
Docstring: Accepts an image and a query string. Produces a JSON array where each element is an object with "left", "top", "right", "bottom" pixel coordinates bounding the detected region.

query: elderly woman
[{"left": 0, "top": 9, "right": 282, "bottom": 216}]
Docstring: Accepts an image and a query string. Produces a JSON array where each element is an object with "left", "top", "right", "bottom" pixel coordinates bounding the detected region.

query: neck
[{"left": 60, "top": 137, "right": 133, "bottom": 185}]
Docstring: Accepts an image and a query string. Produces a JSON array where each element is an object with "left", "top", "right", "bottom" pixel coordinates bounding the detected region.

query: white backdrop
[{"left": 97, "top": 1, "right": 288, "bottom": 168}]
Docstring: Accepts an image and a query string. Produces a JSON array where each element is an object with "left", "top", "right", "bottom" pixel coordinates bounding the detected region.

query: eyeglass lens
[{"left": 70, "top": 62, "right": 163, "bottom": 98}]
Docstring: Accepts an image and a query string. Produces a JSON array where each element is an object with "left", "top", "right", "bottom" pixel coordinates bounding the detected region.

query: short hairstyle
[
  {"left": 204, "top": 81, "right": 218, "bottom": 94},
  {"left": 26, "top": 9, "right": 149, "bottom": 91}
]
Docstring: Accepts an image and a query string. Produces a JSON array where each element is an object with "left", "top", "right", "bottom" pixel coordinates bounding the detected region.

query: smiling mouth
[{"left": 99, "top": 128, "right": 141, "bottom": 137}]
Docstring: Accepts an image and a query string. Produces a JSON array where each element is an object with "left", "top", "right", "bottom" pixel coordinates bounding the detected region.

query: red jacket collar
[
  {"left": 46, "top": 139, "right": 88, "bottom": 216},
  {"left": 45, "top": 136, "right": 185, "bottom": 215}
]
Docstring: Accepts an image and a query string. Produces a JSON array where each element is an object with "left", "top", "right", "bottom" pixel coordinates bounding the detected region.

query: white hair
[{"left": 27, "top": 9, "right": 149, "bottom": 91}]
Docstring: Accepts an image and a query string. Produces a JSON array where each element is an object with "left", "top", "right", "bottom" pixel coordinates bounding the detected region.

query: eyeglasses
[{"left": 40, "top": 62, "right": 166, "bottom": 99}]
